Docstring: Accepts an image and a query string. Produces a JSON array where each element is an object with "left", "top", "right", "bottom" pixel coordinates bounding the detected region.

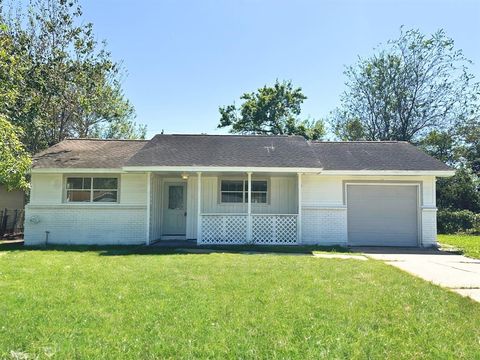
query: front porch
[{"left": 146, "top": 171, "right": 302, "bottom": 245}]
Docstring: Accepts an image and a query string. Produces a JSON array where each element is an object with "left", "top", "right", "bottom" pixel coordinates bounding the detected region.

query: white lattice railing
[
  {"left": 200, "top": 214, "right": 298, "bottom": 245},
  {"left": 200, "top": 214, "right": 248, "bottom": 244},
  {"left": 252, "top": 215, "right": 298, "bottom": 245}
]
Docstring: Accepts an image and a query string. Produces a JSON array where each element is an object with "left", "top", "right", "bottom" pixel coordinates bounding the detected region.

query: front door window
[{"left": 168, "top": 186, "right": 184, "bottom": 210}]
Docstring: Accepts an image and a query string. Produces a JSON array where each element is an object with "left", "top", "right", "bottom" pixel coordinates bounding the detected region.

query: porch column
[
  {"left": 297, "top": 172, "right": 302, "bottom": 244},
  {"left": 197, "top": 172, "right": 202, "bottom": 243},
  {"left": 146, "top": 172, "right": 151, "bottom": 245},
  {"left": 247, "top": 172, "right": 252, "bottom": 243}
]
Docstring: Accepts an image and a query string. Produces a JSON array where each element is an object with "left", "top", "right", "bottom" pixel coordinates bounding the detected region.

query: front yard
[
  {"left": 438, "top": 234, "right": 480, "bottom": 259},
  {"left": 1, "top": 244, "right": 479, "bottom": 359}
]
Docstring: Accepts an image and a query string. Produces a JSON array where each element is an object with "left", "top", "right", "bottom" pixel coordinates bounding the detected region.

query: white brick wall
[
  {"left": 24, "top": 205, "right": 147, "bottom": 245},
  {"left": 300, "top": 175, "right": 439, "bottom": 247},
  {"left": 301, "top": 208, "right": 347, "bottom": 245},
  {"left": 24, "top": 171, "right": 439, "bottom": 247},
  {"left": 421, "top": 209, "right": 437, "bottom": 247}
]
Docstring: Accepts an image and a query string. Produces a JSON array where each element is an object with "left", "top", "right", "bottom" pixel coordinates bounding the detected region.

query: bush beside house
[{"left": 437, "top": 210, "right": 480, "bottom": 234}]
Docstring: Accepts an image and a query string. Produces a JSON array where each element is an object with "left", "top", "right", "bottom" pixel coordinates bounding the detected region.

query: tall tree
[
  {"left": 419, "top": 130, "right": 480, "bottom": 212},
  {"left": 458, "top": 117, "right": 480, "bottom": 177},
  {"left": 330, "top": 110, "right": 366, "bottom": 141},
  {"left": 332, "top": 28, "right": 479, "bottom": 142},
  {"left": 436, "top": 168, "right": 480, "bottom": 213},
  {"left": 1, "top": 0, "right": 145, "bottom": 154},
  {"left": 0, "top": 24, "right": 31, "bottom": 189},
  {"left": 0, "top": 23, "right": 26, "bottom": 117},
  {"left": 218, "top": 80, "right": 325, "bottom": 140},
  {"left": 331, "top": 28, "right": 480, "bottom": 214},
  {"left": 418, "top": 130, "right": 459, "bottom": 166},
  {"left": 0, "top": 116, "right": 31, "bottom": 190}
]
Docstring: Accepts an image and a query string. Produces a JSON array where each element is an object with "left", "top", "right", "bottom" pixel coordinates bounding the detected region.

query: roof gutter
[
  {"left": 121, "top": 166, "right": 324, "bottom": 173},
  {"left": 30, "top": 168, "right": 126, "bottom": 174},
  {"left": 320, "top": 170, "right": 455, "bottom": 177},
  {"left": 30, "top": 167, "right": 455, "bottom": 177}
]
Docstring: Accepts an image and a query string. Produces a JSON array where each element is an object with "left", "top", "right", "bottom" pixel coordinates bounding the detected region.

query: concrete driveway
[{"left": 356, "top": 247, "right": 480, "bottom": 303}]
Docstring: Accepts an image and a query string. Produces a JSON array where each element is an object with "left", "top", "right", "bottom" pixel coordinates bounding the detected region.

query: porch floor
[{"left": 150, "top": 240, "right": 198, "bottom": 248}]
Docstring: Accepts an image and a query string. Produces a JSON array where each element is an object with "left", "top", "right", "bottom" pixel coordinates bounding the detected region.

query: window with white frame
[
  {"left": 220, "top": 179, "right": 268, "bottom": 204},
  {"left": 66, "top": 177, "right": 118, "bottom": 203}
]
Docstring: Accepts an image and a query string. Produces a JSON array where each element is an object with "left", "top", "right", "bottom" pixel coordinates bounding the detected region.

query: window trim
[
  {"left": 63, "top": 175, "right": 120, "bottom": 204},
  {"left": 220, "top": 179, "right": 245, "bottom": 204},
  {"left": 218, "top": 177, "right": 270, "bottom": 205}
]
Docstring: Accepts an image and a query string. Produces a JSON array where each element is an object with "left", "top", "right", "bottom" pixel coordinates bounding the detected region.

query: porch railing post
[
  {"left": 197, "top": 172, "right": 202, "bottom": 243},
  {"left": 146, "top": 172, "right": 151, "bottom": 245},
  {"left": 247, "top": 172, "right": 252, "bottom": 243},
  {"left": 297, "top": 172, "right": 302, "bottom": 244}
]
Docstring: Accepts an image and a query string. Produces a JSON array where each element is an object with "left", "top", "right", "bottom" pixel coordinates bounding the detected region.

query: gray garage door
[{"left": 347, "top": 185, "right": 418, "bottom": 247}]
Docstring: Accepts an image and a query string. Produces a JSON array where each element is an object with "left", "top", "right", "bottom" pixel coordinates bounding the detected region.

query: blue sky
[{"left": 81, "top": 0, "right": 480, "bottom": 139}]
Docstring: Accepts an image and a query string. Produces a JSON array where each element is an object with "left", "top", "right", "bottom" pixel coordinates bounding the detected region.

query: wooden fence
[{"left": 0, "top": 209, "right": 25, "bottom": 237}]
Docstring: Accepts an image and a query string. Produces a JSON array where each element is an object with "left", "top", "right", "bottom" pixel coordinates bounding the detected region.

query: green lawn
[
  {"left": 438, "top": 234, "right": 480, "bottom": 259},
  {"left": 1, "top": 244, "right": 480, "bottom": 359}
]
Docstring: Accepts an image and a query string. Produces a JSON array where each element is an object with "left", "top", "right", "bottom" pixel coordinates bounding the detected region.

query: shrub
[{"left": 437, "top": 210, "right": 480, "bottom": 234}]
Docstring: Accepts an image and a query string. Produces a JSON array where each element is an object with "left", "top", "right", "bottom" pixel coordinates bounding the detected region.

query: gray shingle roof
[
  {"left": 126, "top": 134, "right": 322, "bottom": 168},
  {"left": 32, "top": 139, "right": 148, "bottom": 168},
  {"left": 32, "top": 135, "right": 451, "bottom": 172},
  {"left": 310, "top": 141, "right": 451, "bottom": 171}
]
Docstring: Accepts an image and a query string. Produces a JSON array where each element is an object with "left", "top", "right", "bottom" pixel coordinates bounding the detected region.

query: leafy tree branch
[{"left": 218, "top": 80, "right": 325, "bottom": 140}]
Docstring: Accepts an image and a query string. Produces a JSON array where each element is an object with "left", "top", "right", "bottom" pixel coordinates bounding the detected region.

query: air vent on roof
[{"left": 264, "top": 144, "right": 275, "bottom": 153}]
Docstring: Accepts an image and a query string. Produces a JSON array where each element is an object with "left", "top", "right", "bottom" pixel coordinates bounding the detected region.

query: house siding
[
  {"left": 120, "top": 174, "right": 148, "bottom": 204},
  {"left": 187, "top": 175, "right": 298, "bottom": 239},
  {"left": 149, "top": 174, "right": 163, "bottom": 241},
  {"left": 149, "top": 174, "right": 297, "bottom": 240},
  {"left": 30, "top": 173, "right": 63, "bottom": 204},
  {"left": 24, "top": 173, "right": 148, "bottom": 245},
  {"left": 199, "top": 176, "right": 297, "bottom": 214},
  {"left": 300, "top": 175, "right": 438, "bottom": 247},
  {"left": 24, "top": 171, "right": 439, "bottom": 247}
]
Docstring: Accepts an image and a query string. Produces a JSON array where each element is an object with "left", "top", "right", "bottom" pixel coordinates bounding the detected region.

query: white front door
[{"left": 162, "top": 182, "right": 187, "bottom": 235}]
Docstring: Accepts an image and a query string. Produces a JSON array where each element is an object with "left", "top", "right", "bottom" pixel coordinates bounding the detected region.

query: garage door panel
[
  {"left": 347, "top": 185, "right": 418, "bottom": 247},
  {"left": 349, "top": 214, "right": 417, "bottom": 230},
  {"left": 348, "top": 232, "right": 416, "bottom": 245},
  {"left": 349, "top": 221, "right": 416, "bottom": 234}
]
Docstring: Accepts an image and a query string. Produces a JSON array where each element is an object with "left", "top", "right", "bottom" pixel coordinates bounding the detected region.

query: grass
[
  {"left": 438, "top": 234, "right": 480, "bottom": 259},
  {"left": 1, "top": 244, "right": 480, "bottom": 359}
]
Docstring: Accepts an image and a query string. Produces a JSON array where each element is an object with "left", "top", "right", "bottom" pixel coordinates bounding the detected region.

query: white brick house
[{"left": 24, "top": 135, "right": 453, "bottom": 247}]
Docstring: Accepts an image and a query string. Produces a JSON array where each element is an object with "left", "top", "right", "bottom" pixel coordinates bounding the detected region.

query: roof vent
[{"left": 264, "top": 144, "right": 275, "bottom": 153}]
